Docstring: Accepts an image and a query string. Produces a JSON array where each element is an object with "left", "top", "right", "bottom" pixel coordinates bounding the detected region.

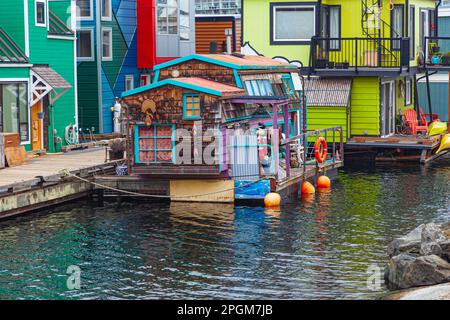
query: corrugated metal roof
[
  {"left": 304, "top": 78, "right": 352, "bottom": 107},
  {"left": 199, "top": 54, "right": 292, "bottom": 68},
  {"left": 32, "top": 66, "right": 72, "bottom": 89}
]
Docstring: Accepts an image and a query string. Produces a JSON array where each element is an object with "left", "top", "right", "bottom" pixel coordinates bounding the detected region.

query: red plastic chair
[
  {"left": 404, "top": 109, "right": 428, "bottom": 135},
  {"left": 419, "top": 107, "right": 440, "bottom": 127}
]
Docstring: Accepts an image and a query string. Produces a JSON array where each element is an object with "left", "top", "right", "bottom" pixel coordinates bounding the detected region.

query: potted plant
[
  {"left": 315, "top": 48, "right": 328, "bottom": 69},
  {"left": 441, "top": 52, "right": 450, "bottom": 66},
  {"left": 342, "top": 61, "right": 350, "bottom": 69},
  {"left": 108, "top": 138, "right": 126, "bottom": 160},
  {"left": 327, "top": 61, "right": 335, "bottom": 69},
  {"left": 335, "top": 62, "right": 343, "bottom": 69},
  {"left": 431, "top": 52, "right": 442, "bottom": 65}
]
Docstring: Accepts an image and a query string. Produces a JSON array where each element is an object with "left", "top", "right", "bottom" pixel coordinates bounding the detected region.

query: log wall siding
[{"left": 157, "top": 60, "right": 237, "bottom": 86}]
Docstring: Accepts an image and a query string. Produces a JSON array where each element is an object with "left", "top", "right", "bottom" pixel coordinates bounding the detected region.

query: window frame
[
  {"left": 409, "top": 5, "right": 415, "bottom": 60},
  {"left": 101, "top": 27, "right": 113, "bottom": 61},
  {"left": 391, "top": 4, "right": 405, "bottom": 51},
  {"left": 135, "top": 124, "right": 175, "bottom": 164},
  {"left": 101, "top": 0, "right": 112, "bottom": 21},
  {"left": 76, "top": 0, "right": 93, "bottom": 21},
  {"left": 0, "top": 82, "right": 30, "bottom": 144},
  {"left": 244, "top": 79, "right": 274, "bottom": 96},
  {"left": 140, "top": 74, "right": 151, "bottom": 86},
  {"left": 270, "top": 2, "right": 317, "bottom": 45},
  {"left": 405, "top": 78, "right": 412, "bottom": 106},
  {"left": 76, "top": 28, "right": 94, "bottom": 61},
  {"left": 125, "top": 75, "right": 134, "bottom": 91},
  {"left": 157, "top": 1, "right": 179, "bottom": 35},
  {"left": 183, "top": 93, "right": 202, "bottom": 119},
  {"left": 35, "top": 0, "right": 47, "bottom": 28}
]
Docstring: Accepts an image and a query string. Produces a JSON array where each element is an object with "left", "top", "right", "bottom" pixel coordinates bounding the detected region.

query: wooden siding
[
  {"left": 157, "top": 60, "right": 237, "bottom": 86},
  {"left": 77, "top": 62, "right": 100, "bottom": 132},
  {"left": 350, "top": 77, "right": 380, "bottom": 136},
  {"left": 195, "top": 18, "right": 241, "bottom": 54},
  {"left": 307, "top": 107, "right": 348, "bottom": 142},
  {"left": 0, "top": 0, "right": 25, "bottom": 53}
]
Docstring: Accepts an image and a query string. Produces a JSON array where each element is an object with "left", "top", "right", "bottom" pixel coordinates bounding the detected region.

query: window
[
  {"left": 140, "top": 75, "right": 151, "bottom": 86},
  {"left": 282, "top": 75, "right": 295, "bottom": 95},
  {"left": 76, "top": 29, "right": 93, "bottom": 60},
  {"left": 183, "top": 93, "right": 201, "bottom": 118},
  {"left": 405, "top": 78, "right": 412, "bottom": 106},
  {"left": 101, "top": 0, "right": 112, "bottom": 21},
  {"left": 102, "top": 28, "right": 112, "bottom": 61},
  {"left": 35, "top": 0, "right": 46, "bottom": 27},
  {"left": 180, "top": 0, "right": 190, "bottom": 40},
  {"left": 125, "top": 75, "right": 134, "bottom": 91},
  {"left": 136, "top": 125, "right": 174, "bottom": 163},
  {"left": 157, "top": 0, "right": 179, "bottom": 35},
  {"left": 328, "top": 6, "right": 341, "bottom": 50},
  {"left": 410, "top": 6, "right": 415, "bottom": 59},
  {"left": 391, "top": 5, "right": 404, "bottom": 50},
  {"left": 76, "top": 0, "right": 93, "bottom": 19},
  {"left": 244, "top": 80, "right": 274, "bottom": 96},
  {"left": 443, "top": 0, "right": 450, "bottom": 6},
  {"left": 0, "top": 83, "right": 29, "bottom": 142},
  {"left": 271, "top": 4, "right": 316, "bottom": 44}
]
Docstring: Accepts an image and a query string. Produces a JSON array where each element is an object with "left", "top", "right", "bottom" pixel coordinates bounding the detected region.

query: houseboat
[
  {"left": 241, "top": 0, "right": 448, "bottom": 163},
  {"left": 117, "top": 54, "right": 343, "bottom": 203},
  {"left": 76, "top": 0, "right": 196, "bottom": 134}
]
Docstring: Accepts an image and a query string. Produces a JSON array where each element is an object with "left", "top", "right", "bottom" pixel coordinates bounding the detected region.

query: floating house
[
  {"left": 119, "top": 54, "right": 343, "bottom": 202},
  {"left": 75, "top": 0, "right": 196, "bottom": 134},
  {"left": 242, "top": 0, "right": 444, "bottom": 162},
  {"left": 0, "top": 0, "right": 77, "bottom": 153}
]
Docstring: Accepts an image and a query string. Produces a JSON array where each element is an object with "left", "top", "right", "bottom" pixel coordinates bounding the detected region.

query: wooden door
[{"left": 31, "top": 101, "right": 43, "bottom": 151}]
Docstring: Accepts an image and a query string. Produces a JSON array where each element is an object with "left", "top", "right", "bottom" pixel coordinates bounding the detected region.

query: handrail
[
  {"left": 0, "top": 27, "right": 28, "bottom": 63},
  {"left": 48, "top": 10, "right": 74, "bottom": 36}
]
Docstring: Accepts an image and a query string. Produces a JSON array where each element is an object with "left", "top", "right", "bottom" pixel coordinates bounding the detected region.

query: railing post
[{"left": 355, "top": 39, "right": 358, "bottom": 73}]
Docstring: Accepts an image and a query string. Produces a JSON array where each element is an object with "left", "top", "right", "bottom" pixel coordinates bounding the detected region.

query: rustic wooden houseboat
[{"left": 116, "top": 54, "right": 343, "bottom": 203}]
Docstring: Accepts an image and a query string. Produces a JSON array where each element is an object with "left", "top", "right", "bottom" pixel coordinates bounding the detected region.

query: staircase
[
  {"left": 361, "top": 0, "right": 401, "bottom": 67},
  {"left": 0, "top": 27, "right": 28, "bottom": 63}
]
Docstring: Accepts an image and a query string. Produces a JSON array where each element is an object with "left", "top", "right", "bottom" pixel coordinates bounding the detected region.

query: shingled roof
[
  {"left": 304, "top": 78, "right": 352, "bottom": 107},
  {"left": 32, "top": 66, "right": 72, "bottom": 89}
]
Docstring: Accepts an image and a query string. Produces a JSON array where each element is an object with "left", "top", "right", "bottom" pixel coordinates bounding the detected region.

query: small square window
[
  {"left": 101, "top": 0, "right": 112, "bottom": 20},
  {"left": 140, "top": 75, "right": 151, "bottom": 86},
  {"left": 76, "top": 0, "right": 93, "bottom": 19},
  {"left": 183, "top": 94, "right": 201, "bottom": 119},
  {"left": 35, "top": 1, "right": 46, "bottom": 27}
]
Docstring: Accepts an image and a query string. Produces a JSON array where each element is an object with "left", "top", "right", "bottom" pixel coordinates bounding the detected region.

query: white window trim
[
  {"left": 76, "top": 0, "right": 94, "bottom": 21},
  {"left": 101, "top": 0, "right": 112, "bottom": 21},
  {"left": 0, "top": 79, "right": 31, "bottom": 145},
  {"left": 140, "top": 74, "right": 151, "bottom": 86},
  {"left": 101, "top": 27, "right": 113, "bottom": 61},
  {"left": 272, "top": 5, "right": 316, "bottom": 42},
  {"left": 77, "top": 28, "right": 95, "bottom": 62},
  {"left": 405, "top": 78, "right": 412, "bottom": 106},
  {"left": 35, "top": 0, "right": 47, "bottom": 28},
  {"left": 125, "top": 75, "right": 134, "bottom": 91}
]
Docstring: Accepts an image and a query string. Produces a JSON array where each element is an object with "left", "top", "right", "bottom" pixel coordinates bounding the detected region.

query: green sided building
[{"left": 0, "top": 0, "right": 77, "bottom": 153}]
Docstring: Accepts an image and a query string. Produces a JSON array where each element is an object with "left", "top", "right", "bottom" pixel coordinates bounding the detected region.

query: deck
[
  {"left": 0, "top": 148, "right": 122, "bottom": 219},
  {"left": 345, "top": 135, "right": 444, "bottom": 163}
]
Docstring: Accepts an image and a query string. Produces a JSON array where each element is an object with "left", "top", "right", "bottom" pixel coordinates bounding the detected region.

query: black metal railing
[
  {"left": 422, "top": 36, "right": 450, "bottom": 68},
  {"left": 310, "top": 37, "right": 410, "bottom": 73}
]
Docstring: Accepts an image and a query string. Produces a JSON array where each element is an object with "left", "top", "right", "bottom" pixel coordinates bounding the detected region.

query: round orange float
[
  {"left": 301, "top": 181, "right": 315, "bottom": 194},
  {"left": 264, "top": 193, "right": 281, "bottom": 208},
  {"left": 314, "top": 137, "right": 328, "bottom": 163},
  {"left": 316, "top": 175, "right": 331, "bottom": 189}
]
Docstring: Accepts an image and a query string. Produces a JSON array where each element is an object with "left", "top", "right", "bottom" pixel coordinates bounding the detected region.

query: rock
[
  {"left": 387, "top": 224, "right": 424, "bottom": 257},
  {"left": 420, "top": 242, "right": 442, "bottom": 256},
  {"left": 386, "top": 254, "right": 450, "bottom": 290},
  {"left": 440, "top": 222, "right": 450, "bottom": 239},
  {"left": 384, "top": 282, "right": 450, "bottom": 300},
  {"left": 441, "top": 240, "right": 450, "bottom": 261},
  {"left": 422, "top": 223, "right": 446, "bottom": 243}
]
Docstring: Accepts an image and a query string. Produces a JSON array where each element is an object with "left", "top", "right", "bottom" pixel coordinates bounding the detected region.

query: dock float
[{"left": 0, "top": 148, "right": 121, "bottom": 220}]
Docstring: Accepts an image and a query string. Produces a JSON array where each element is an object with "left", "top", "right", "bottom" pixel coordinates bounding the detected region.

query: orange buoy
[
  {"left": 264, "top": 193, "right": 281, "bottom": 208},
  {"left": 314, "top": 137, "right": 328, "bottom": 163},
  {"left": 316, "top": 175, "right": 331, "bottom": 189},
  {"left": 301, "top": 181, "right": 315, "bottom": 194}
]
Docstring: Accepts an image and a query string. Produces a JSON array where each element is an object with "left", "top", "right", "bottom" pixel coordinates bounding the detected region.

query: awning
[
  {"left": 304, "top": 78, "right": 352, "bottom": 107},
  {"left": 30, "top": 66, "right": 71, "bottom": 106}
]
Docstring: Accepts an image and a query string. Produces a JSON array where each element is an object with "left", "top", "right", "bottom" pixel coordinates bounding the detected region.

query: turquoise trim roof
[
  {"left": 121, "top": 78, "right": 223, "bottom": 98},
  {"left": 152, "top": 54, "right": 298, "bottom": 71}
]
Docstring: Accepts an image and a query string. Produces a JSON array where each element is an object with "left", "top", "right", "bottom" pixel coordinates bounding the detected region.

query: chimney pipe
[{"left": 225, "top": 29, "right": 232, "bottom": 54}]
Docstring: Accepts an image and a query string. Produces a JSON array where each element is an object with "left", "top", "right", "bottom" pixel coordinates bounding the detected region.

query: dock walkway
[{"left": 0, "top": 148, "right": 121, "bottom": 219}]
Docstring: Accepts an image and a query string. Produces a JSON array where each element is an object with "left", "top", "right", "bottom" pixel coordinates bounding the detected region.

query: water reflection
[{"left": 0, "top": 160, "right": 450, "bottom": 299}]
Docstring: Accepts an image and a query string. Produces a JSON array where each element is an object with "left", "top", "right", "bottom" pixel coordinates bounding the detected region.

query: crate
[{"left": 3, "top": 133, "right": 20, "bottom": 148}]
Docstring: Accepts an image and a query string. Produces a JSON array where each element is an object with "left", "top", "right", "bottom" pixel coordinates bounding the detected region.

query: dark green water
[{"left": 1, "top": 160, "right": 450, "bottom": 300}]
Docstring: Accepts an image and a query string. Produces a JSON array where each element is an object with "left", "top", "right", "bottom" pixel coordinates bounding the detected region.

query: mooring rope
[{"left": 59, "top": 169, "right": 268, "bottom": 199}]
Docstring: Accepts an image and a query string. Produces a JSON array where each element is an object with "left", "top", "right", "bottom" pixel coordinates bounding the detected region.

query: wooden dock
[{"left": 0, "top": 148, "right": 122, "bottom": 219}]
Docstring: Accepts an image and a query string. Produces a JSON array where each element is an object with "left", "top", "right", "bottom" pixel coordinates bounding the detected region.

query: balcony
[
  {"left": 309, "top": 37, "right": 410, "bottom": 76},
  {"left": 422, "top": 37, "right": 450, "bottom": 71}
]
